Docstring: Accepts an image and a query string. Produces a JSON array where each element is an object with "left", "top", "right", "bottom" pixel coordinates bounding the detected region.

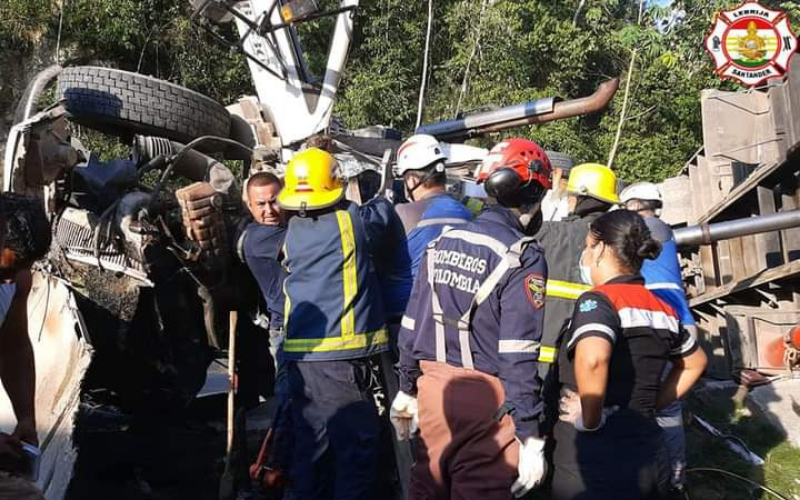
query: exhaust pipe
[
  {"left": 416, "top": 78, "right": 620, "bottom": 141},
  {"left": 674, "top": 210, "right": 800, "bottom": 248}
]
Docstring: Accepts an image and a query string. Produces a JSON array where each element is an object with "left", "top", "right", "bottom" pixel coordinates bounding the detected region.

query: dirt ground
[
  {"left": 62, "top": 374, "right": 800, "bottom": 500},
  {"left": 62, "top": 385, "right": 399, "bottom": 500},
  {"left": 65, "top": 392, "right": 230, "bottom": 500}
]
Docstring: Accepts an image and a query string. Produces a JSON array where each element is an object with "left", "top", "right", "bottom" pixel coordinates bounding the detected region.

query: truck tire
[{"left": 57, "top": 66, "right": 230, "bottom": 143}]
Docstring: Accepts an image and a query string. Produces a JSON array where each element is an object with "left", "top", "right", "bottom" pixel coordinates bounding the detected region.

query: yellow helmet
[
  {"left": 566, "top": 163, "right": 620, "bottom": 205},
  {"left": 278, "top": 148, "right": 344, "bottom": 211}
]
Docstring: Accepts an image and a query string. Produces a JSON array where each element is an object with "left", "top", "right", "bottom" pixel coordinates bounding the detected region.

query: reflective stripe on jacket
[
  {"left": 282, "top": 201, "right": 388, "bottom": 361},
  {"left": 640, "top": 216, "right": 695, "bottom": 327},
  {"left": 399, "top": 206, "right": 547, "bottom": 439},
  {"left": 533, "top": 212, "right": 602, "bottom": 363},
  {"left": 398, "top": 194, "right": 473, "bottom": 277}
]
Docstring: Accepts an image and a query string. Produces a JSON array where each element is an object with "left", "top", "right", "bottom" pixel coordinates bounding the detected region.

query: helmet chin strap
[
  {"left": 405, "top": 177, "right": 423, "bottom": 201},
  {"left": 405, "top": 162, "right": 444, "bottom": 201}
]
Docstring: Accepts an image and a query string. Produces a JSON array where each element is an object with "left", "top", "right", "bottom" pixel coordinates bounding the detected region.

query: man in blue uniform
[
  {"left": 239, "top": 172, "right": 293, "bottom": 485},
  {"left": 277, "top": 148, "right": 388, "bottom": 500},
  {"left": 620, "top": 181, "right": 695, "bottom": 493},
  {"left": 395, "top": 134, "right": 472, "bottom": 276},
  {"left": 241, "top": 172, "right": 287, "bottom": 360},
  {"left": 393, "top": 139, "right": 552, "bottom": 500},
  {"left": 359, "top": 197, "right": 413, "bottom": 354}
]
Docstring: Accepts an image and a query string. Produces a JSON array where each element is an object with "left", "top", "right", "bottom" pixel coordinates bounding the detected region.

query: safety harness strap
[
  {"left": 416, "top": 217, "right": 471, "bottom": 229},
  {"left": 427, "top": 243, "right": 448, "bottom": 364},
  {"left": 429, "top": 232, "right": 536, "bottom": 370}
]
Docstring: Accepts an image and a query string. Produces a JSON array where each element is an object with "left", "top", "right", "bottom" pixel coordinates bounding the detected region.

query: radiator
[{"left": 55, "top": 207, "right": 150, "bottom": 284}]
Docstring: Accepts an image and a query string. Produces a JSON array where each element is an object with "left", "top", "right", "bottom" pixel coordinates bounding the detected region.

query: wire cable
[
  {"left": 415, "top": 0, "right": 434, "bottom": 130},
  {"left": 686, "top": 467, "right": 791, "bottom": 500},
  {"left": 454, "top": 0, "right": 489, "bottom": 118},
  {"left": 55, "top": 0, "right": 65, "bottom": 64}
]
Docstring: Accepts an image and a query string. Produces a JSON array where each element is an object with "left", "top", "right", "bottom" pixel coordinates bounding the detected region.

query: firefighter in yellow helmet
[
  {"left": 277, "top": 148, "right": 389, "bottom": 500},
  {"left": 532, "top": 163, "right": 619, "bottom": 383}
]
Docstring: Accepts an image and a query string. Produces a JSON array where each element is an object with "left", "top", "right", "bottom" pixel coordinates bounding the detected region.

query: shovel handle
[{"left": 226, "top": 310, "right": 238, "bottom": 457}]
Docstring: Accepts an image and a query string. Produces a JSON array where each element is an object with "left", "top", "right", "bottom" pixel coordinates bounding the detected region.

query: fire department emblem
[
  {"left": 705, "top": 2, "right": 797, "bottom": 87},
  {"left": 525, "top": 274, "right": 545, "bottom": 309}
]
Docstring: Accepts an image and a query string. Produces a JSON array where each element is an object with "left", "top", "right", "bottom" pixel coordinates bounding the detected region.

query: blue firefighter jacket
[
  {"left": 396, "top": 193, "right": 473, "bottom": 277},
  {"left": 641, "top": 216, "right": 695, "bottom": 326},
  {"left": 241, "top": 223, "right": 286, "bottom": 331},
  {"left": 359, "top": 197, "right": 413, "bottom": 320},
  {"left": 398, "top": 206, "right": 547, "bottom": 439},
  {"left": 282, "top": 201, "right": 389, "bottom": 361}
]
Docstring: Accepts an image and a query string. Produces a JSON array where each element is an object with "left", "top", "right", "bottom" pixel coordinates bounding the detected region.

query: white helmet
[
  {"left": 396, "top": 134, "right": 447, "bottom": 176},
  {"left": 620, "top": 182, "right": 662, "bottom": 204}
]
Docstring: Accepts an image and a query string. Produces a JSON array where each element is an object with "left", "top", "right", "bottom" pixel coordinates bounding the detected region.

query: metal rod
[
  {"left": 674, "top": 210, "right": 800, "bottom": 248},
  {"left": 196, "top": 20, "right": 285, "bottom": 80},
  {"left": 417, "top": 78, "right": 619, "bottom": 141},
  {"left": 257, "top": 5, "right": 356, "bottom": 35},
  {"left": 226, "top": 310, "right": 238, "bottom": 456}
]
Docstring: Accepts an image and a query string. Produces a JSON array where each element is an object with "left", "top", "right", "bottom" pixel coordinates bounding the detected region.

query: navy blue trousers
[
  {"left": 288, "top": 359, "right": 380, "bottom": 500},
  {"left": 271, "top": 344, "right": 293, "bottom": 469},
  {"left": 550, "top": 410, "right": 669, "bottom": 500}
]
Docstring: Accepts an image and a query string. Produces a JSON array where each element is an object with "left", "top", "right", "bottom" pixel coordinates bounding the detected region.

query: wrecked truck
[
  {"left": 3, "top": 0, "right": 622, "bottom": 412},
  {"left": 4, "top": 2, "right": 800, "bottom": 499},
  {"left": 0, "top": 1, "right": 624, "bottom": 496}
]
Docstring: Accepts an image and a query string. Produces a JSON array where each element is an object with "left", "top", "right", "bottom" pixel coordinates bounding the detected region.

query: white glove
[
  {"left": 390, "top": 391, "right": 419, "bottom": 441},
  {"left": 574, "top": 406, "right": 619, "bottom": 432},
  {"left": 510, "top": 436, "right": 546, "bottom": 498}
]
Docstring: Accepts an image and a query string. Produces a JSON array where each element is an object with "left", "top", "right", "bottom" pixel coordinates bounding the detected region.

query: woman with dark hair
[{"left": 549, "top": 210, "right": 707, "bottom": 500}]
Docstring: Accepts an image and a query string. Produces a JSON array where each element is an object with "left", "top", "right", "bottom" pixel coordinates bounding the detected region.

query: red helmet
[{"left": 475, "top": 139, "right": 552, "bottom": 202}]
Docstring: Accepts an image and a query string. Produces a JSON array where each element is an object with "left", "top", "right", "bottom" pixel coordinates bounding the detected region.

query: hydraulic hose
[{"left": 147, "top": 135, "right": 253, "bottom": 209}]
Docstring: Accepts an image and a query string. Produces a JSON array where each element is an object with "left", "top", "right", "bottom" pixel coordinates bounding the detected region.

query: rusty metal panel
[
  {"left": 727, "top": 236, "right": 747, "bottom": 282},
  {"left": 724, "top": 305, "right": 800, "bottom": 375},
  {"left": 768, "top": 58, "right": 800, "bottom": 153},
  {"left": 688, "top": 164, "right": 704, "bottom": 224},
  {"left": 741, "top": 234, "right": 763, "bottom": 277},
  {"left": 701, "top": 88, "right": 776, "bottom": 167},
  {"left": 756, "top": 185, "right": 784, "bottom": 268},
  {"left": 786, "top": 57, "right": 800, "bottom": 146},
  {"left": 715, "top": 239, "right": 734, "bottom": 285},
  {"left": 700, "top": 244, "right": 718, "bottom": 291},
  {"left": 697, "top": 157, "right": 715, "bottom": 214},
  {"left": 715, "top": 159, "right": 735, "bottom": 199},
  {"left": 780, "top": 181, "right": 800, "bottom": 261},
  {"left": 690, "top": 260, "right": 800, "bottom": 308},
  {"left": 659, "top": 174, "right": 691, "bottom": 226}
]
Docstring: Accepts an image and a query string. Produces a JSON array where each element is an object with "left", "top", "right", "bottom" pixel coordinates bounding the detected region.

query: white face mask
[{"left": 579, "top": 248, "right": 593, "bottom": 286}]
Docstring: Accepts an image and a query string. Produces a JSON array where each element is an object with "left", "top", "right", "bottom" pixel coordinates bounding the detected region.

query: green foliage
[
  {"left": 2, "top": 0, "right": 799, "bottom": 184},
  {"left": 1, "top": 0, "right": 252, "bottom": 110},
  {"left": 73, "top": 128, "right": 131, "bottom": 162},
  {"left": 0, "top": 0, "right": 53, "bottom": 50},
  {"left": 684, "top": 388, "right": 800, "bottom": 500},
  {"left": 334, "top": 0, "right": 799, "bottom": 182}
]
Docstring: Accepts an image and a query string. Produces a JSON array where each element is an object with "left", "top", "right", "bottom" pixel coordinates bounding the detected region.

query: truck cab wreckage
[{"left": 1, "top": 1, "right": 799, "bottom": 498}]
